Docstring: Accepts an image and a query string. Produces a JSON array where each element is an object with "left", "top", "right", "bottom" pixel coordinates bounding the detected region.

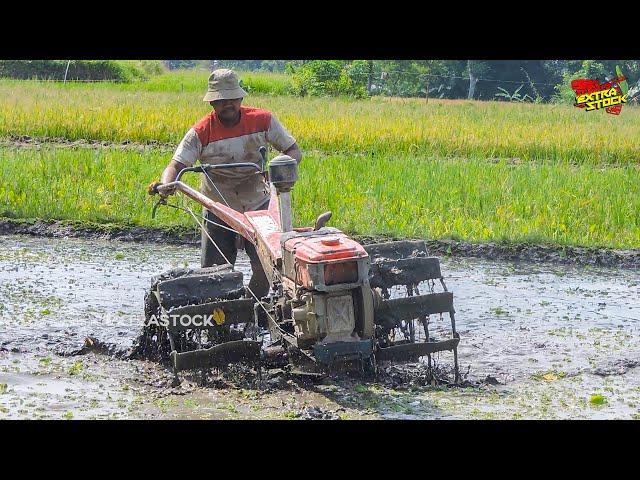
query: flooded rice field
[{"left": 1, "top": 234, "right": 639, "bottom": 420}]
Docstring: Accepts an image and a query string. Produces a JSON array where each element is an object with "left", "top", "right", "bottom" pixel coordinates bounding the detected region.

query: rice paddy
[
  {"left": 1, "top": 79, "right": 639, "bottom": 164},
  {"left": 1, "top": 145, "right": 638, "bottom": 248},
  {"left": 0, "top": 72, "right": 639, "bottom": 249}
]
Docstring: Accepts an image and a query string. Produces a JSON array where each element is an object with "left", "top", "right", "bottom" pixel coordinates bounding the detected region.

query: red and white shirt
[{"left": 172, "top": 106, "right": 296, "bottom": 212}]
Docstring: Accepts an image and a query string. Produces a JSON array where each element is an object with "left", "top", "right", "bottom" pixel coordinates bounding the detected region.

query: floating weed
[
  {"left": 354, "top": 384, "right": 368, "bottom": 394},
  {"left": 0, "top": 383, "right": 7, "bottom": 393},
  {"left": 239, "top": 389, "right": 258, "bottom": 400},
  {"left": 68, "top": 361, "right": 83, "bottom": 376},
  {"left": 114, "top": 252, "right": 125, "bottom": 260},
  {"left": 216, "top": 402, "right": 238, "bottom": 414},
  {"left": 489, "top": 306, "right": 509, "bottom": 316},
  {"left": 62, "top": 411, "right": 74, "bottom": 419},
  {"left": 531, "top": 370, "right": 567, "bottom": 382},
  {"left": 153, "top": 397, "right": 178, "bottom": 413},
  {"left": 39, "top": 357, "right": 52, "bottom": 366},
  {"left": 589, "top": 394, "right": 607, "bottom": 406},
  {"left": 183, "top": 399, "right": 199, "bottom": 409}
]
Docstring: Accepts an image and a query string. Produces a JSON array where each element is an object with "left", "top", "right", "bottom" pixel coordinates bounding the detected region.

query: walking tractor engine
[
  {"left": 281, "top": 232, "right": 374, "bottom": 364},
  {"left": 270, "top": 154, "right": 374, "bottom": 366},
  {"left": 140, "top": 148, "right": 461, "bottom": 383}
]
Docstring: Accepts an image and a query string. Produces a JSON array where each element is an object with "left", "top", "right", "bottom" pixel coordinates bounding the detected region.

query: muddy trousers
[{"left": 200, "top": 208, "right": 270, "bottom": 300}]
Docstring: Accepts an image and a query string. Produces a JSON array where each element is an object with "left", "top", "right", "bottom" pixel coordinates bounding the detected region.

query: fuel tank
[{"left": 280, "top": 227, "right": 369, "bottom": 291}]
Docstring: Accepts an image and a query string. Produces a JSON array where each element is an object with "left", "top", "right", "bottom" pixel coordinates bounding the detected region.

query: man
[{"left": 156, "top": 68, "right": 302, "bottom": 299}]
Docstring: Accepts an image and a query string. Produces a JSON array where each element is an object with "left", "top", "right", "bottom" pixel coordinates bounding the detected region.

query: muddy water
[{"left": 1, "top": 234, "right": 639, "bottom": 420}]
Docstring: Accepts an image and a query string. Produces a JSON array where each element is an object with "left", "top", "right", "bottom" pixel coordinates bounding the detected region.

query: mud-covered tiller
[{"left": 136, "top": 148, "right": 461, "bottom": 384}]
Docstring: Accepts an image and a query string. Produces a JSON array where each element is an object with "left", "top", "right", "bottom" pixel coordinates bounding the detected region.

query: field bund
[{"left": 0, "top": 77, "right": 639, "bottom": 250}]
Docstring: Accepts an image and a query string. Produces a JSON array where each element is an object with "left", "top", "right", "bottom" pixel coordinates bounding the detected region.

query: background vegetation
[
  {"left": 0, "top": 64, "right": 638, "bottom": 249},
  {"left": 0, "top": 60, "right": 164, "bottom": 82}
]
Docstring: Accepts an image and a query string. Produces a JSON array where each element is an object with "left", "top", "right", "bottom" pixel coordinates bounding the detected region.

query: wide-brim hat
[{"left": 203, "top": 68, "right": 248, "bottom": 102}]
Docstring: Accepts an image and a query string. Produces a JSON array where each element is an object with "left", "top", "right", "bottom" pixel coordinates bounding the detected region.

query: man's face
[{"left": 211, "top": 98, "right": 243, "bottom": 123}]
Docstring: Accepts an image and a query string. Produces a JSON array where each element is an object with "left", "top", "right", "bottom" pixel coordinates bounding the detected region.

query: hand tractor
[{"left": 136, "top": 148, "right": 461, "bottom": 384}]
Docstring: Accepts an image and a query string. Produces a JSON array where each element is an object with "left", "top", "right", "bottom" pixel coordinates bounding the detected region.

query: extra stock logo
[{"left": 571, "top": 66, "right": 629, "bottom": 115}]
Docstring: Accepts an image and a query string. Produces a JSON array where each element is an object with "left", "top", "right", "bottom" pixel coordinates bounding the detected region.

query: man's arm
[
  {"left": 148, "top": 160, "right": 186, "bottom": 197},
  {"left": 161, "top": 159, "right": 186, "bottom": 184},
  {"left": 153, "top": 128, "right": 201, "bottom": 196},
  {"left": 283, "top": 142, "right": 302, "bottom": 164}
]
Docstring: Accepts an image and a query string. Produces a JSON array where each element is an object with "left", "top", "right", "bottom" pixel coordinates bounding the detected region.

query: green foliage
[
  {"left": 3, "top": 59, "right": 637, "bottom": 101},
  {"left": 616, "top": 65, "right": 629, "bottom": 95},
  {"left": 290, "top": 60, "right": 368, "bottom": 98},
  {"left": 494, "top": 85, "right": 534, "bottom": 102},
  {"left": 239, "top": 71, "right": 293, "bottom": 96},
  {"left": 133, "top": 60, "right": 165, "bottom": 78},
  {"left": 217, "top": 60, "right": 289, "bottom": 72},
  {"left": 551, "top": 60, "right": 640, "bottom": 104},
  {"left": 553, "top": 61, "right": 607, "bottom": 103},
  {"left": 165, "top": 60, "right": 199, "bottom": 70},
  {"left": 0, "top": 60, "right": 165, "bottom": 82},
  {"left": 94, "top": 69, "right": 293, "bottom": 95}
]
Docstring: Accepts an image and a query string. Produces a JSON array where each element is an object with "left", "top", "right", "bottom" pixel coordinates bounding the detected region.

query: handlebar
[
  {"left": 175, "top": 162, "right": 264, "bottom": 182},
  {"left": 175, "top": 146, "right": 268, "bottom": 182}
]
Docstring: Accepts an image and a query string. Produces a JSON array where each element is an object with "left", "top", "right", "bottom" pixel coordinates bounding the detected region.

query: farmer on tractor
[{"left": 153, "top": 68, "right": 302, "bottom": 299}]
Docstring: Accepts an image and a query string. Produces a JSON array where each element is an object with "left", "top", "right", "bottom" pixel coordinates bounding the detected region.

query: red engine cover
[{"left": 283, "top": 233, "right": 368, "bottom": 263}]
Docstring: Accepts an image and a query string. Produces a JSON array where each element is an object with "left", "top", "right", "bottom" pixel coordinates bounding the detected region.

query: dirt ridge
[
  {"left": 0, "top": 135, "right": 175, "bottom": 152},
  {"left": 2, "top": 217, "right": 639, "bottom": 268}
]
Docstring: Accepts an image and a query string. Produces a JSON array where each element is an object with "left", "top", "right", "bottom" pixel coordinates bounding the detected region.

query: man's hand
[
  {"left": 147, "top": 181, "right": 161, "bottom": 196},
  {"left": 284, "top": 142, "right": 302, "bottom": 164},
  {"left": 149, "top": 160, "right": 186, "bottom": 198},
  {"left": 147, "top": 181, "right": 176, "bottom": 197}
]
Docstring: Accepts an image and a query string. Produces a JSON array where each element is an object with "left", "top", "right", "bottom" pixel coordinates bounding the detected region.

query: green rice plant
[{"left": 1, "top": 145, "right": 638, "bottom": 249}]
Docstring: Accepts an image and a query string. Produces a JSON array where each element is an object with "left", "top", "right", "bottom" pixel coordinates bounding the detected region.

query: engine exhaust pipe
[{"left": 268, "top": 155, "right": 298, "bottom": 232}]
